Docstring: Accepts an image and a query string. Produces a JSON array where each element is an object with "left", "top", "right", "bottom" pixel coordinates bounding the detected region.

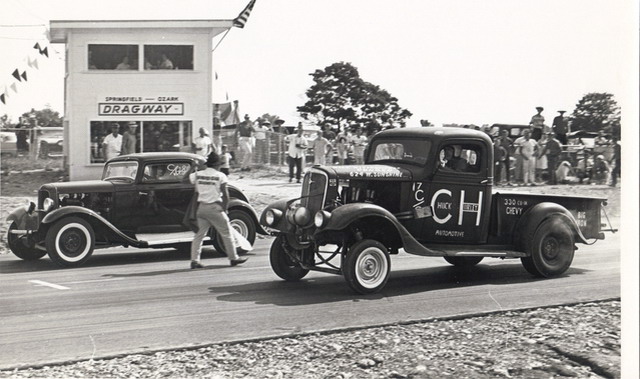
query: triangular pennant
[
  {"left": 21, "top": 71, "right": 28, "bottom": 81},
  {"left": 10, "top": 83, "right": 17, "bottom": 93},
  {"left": 12, "top": 69, "right": 21, "bottom": 81},
  {"left": 0, "top": 93, "right": 6, "bottom": 105},
  {"left": 27, "top": 58, "right": 34, "bottom": 68},
  {"left": 34, "top": 42, "right": 41, "bottom": 50},
  {"left": 40, "top": 47, "right": 49, "bottom": 57},
  {"left": 32, "top": 58, "right": 39, "bottom": 70}
]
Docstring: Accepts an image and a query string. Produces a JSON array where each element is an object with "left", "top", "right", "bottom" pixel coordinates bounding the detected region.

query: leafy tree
[
  {"left": 570, "top": 93, "right": 621, "bottom": 138},
  {"left": 20, "top": 106, "right": 63, "bottom": 128},
  {"left": 297, "top": 62, "right": 412, "bottom": 134}
]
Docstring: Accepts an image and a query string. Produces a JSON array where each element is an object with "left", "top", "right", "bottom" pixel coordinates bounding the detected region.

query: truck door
[{"left": 422, "top": 141, "right": 492, "bottom": 244}]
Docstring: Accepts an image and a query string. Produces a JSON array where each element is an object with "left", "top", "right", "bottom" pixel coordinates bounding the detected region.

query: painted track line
[{"left": 28, "top": 280, "right": 70, "bottom": 290}]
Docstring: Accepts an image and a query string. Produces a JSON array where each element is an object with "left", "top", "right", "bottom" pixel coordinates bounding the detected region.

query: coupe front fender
[
  {"left": 41, "top": 206, "right": 148, "bottom": 247},
  {"left": 228, "top": 198, "right": 268, "bottom": 235},
  {"left": 6, "top": 203, "right": 38, "bottom": 231}
]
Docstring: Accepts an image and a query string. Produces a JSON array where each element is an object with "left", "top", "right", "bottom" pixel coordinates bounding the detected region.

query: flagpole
[{"left": 211, "top": 28, "right": 231, "bottom": 53}]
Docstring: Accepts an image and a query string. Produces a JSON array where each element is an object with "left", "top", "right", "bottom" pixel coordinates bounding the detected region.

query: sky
[{"left": 0, "top": 0, "right": 637, "bottom": 129}]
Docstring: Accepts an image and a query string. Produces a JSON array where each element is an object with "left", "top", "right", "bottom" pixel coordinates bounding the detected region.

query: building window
[
  {"left": 90, "top": 121, "right": 141, "bottom": 163},
  {"left": 88, "top": 44, "right": 139, "bottom": 70},
  {"left": 144, "top": 45, "right": 193, "bottom": 70}
]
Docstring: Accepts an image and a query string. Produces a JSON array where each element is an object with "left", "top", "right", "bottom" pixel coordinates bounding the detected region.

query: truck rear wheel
[
  {"left": 521, "top": 218, "right": 574, "bottom": 277},
  {"left": 7, "top": 222, "right": 46, "bottom": 260},
  {"left": 270, "top": 236, "right": 309, "bottom": 281},
  {"left": 46, "top": 217, "right": 95, "bottom": 267},
  {"left": 444, "top": 256, "right": 483, "bottom": 267},
  {"left": 344, "top": 239, "right": 390, "bottom": 294}
]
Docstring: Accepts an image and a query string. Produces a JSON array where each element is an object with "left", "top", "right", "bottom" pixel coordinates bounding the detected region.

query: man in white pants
[
  {"left": 189, "top": 152, "right": 248, "bottom": 269},
  {"left": 518, "top": 129, "right": 538, "bottom": 186}
]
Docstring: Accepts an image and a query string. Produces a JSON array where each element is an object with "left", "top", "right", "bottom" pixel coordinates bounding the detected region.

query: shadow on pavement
[{"left": 207, "top": 263, "right": 589, "bottom": 306}]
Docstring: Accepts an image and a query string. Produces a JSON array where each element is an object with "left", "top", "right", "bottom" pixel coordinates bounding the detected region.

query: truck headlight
[
  {"left": 293, "top": 206, "right": 312, "bottom": 227},
  {"left": 42, "top": 198, "right": 55, "bottom": 212},
  {"left": 264, "top": 209, "right": 282, "bottom": 226},
  {"left": 314, "top": 210, "right": 331, "bottom": 228}
]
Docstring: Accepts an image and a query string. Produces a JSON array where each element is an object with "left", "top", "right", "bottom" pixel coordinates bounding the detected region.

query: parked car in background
[
  {"left": 6, "top": 152, "right": 267, "bottom": 267},
  {"left": 38, "top": 127, "right": 64, "bottom": 158},
  {"left": 0, "top": 131, "right": 18, "bottom": 157}
]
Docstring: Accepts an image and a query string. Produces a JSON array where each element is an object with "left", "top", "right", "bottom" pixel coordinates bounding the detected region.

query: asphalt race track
[{"left": 0, "top": 234, "right": 620, "bottom": 370}]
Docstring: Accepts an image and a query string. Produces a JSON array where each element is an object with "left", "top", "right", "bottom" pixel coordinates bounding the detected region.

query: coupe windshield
[
  {"left": 102, "top": 161, "right": 138, "bottom": 181},
  {"left": 367, "top": 139, "right": 431, "bottom": 166}
]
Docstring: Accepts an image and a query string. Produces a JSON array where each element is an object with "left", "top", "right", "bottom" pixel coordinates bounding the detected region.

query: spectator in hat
[
  {"left": 102, "top": 123, "right": 122, "bottom": 161},
  {"left": 529, "top": 106, "right": 545, "bottom": 141},
  {"left": 312, "top": 130, "right": 333, "bottom": 166},
  {"left": 254, "top": 120, "right": 271, "bottom": 164},
  {"left": 351, "top": 127, "right": 368, "bottom": 164},
  {"left": 497, "top": 129, "right": 514, "bottom": 185},
  {"left": 285, "top": 124, "right": 308, "bottom": 183},
  {"left": 235, "top": 114, "right": 255, "bottom": 171},
  {"left": 591, "top": 154, "right": 610, "bottom": 184},
  {"left": 552, "top": 110, "right": 569, "bottom": 145},
  {"left": 540, "top": 132, "right": 562, "bottom": 184},
  {"left": 189, "top": 152, "right": 248, "bottom": 269}
]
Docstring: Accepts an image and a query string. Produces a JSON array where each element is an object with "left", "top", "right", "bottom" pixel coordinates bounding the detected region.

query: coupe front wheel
[
  {"left": 212, "top": 210, "right": 256, "bottom": 255},
  {"left": 45, "top": 217, "right": 95, "bottom": 267},
  {"left": 343, "top": 239, "right": 390, "bottom": 294}
]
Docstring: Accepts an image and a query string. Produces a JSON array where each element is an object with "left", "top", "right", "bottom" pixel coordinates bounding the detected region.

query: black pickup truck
[{"left": 260, "top": 127, "right": 614, "bottom": 294}]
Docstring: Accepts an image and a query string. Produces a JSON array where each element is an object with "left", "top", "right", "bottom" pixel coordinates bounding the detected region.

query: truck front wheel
[
  {"left": 344, "top": 239, "right": 390, "bottom": 294},
  {"left": 270, "top": 235, "right": 309, "bottom": 281},
  {"left": 521, "top": 218, "right": 575, "bottom": 277}
]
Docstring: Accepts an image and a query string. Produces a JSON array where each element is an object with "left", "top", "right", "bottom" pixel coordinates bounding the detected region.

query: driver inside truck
[{"left": 440, "top": 145, "right": 468, "bottom": 172}]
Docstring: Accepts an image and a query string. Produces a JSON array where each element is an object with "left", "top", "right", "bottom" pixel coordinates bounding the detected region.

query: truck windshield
[
  {"left": 367, "top": 139, "right": 431, "bottom": 166},
  {"left": 102, "top": 161, "right": 138, "bottom": 181}
]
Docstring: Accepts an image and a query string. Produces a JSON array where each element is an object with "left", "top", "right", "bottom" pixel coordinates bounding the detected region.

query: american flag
[{"left": 233, "top": 0, "right": 256, "bottom": 28}]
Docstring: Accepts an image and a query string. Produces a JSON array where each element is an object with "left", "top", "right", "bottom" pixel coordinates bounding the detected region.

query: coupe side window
[{"left": 142, "top": 162, "right": 191, "bottom": 183}]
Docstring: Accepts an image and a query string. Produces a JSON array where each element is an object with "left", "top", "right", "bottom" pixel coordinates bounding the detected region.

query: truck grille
[{"left": 301, "top": 169, "right": 328, "bottom": 215}]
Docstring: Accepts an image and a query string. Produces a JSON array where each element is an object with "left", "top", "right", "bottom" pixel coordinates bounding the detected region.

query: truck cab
[{"left": 261, "top": 127, "right": 609, "bottom": 294}]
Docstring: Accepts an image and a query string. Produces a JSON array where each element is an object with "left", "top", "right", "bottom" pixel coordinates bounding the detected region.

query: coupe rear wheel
[
  {"left": 45, "top": 217, "right": 95, "bottom": 267},
  {"left": 344, "top": 239, "right": 390, "bottom": 294},
  {"left": 269, "top": 235, "right": 309, "bottom": 281},
  {"left": 521, "top": 218, "right": 575, "bottom": 277},
  {"left": 7, "top": 222, "right": 46, "bottom": 260},
  {"left": 212, "top": 210, "right": 256, "bottom": 255},
  {"left": 443, "top": 256, "right": 484, "bottom": 267}
]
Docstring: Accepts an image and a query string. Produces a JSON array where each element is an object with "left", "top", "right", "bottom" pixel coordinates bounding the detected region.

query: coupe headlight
[
  {"left": 264, "top": 209, "right": 283, "bottom": 226},
  {"left": 42, "top": 198, "right": 55, "bottom": 212},
  {"left": 314, "top": 210, "right": 332, "bottom": 228}
]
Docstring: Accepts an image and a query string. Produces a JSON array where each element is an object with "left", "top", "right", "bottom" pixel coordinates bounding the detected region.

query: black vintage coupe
[{"left": 6, "top": 152, "right": 266, "bottom": 267}]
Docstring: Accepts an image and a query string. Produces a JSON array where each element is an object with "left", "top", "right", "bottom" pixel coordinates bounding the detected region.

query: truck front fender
[
  {"left": 228, "top": 198, "right": 268, "bottom": 235},
  {"left": 515, "top": 202, "right": 589, "bottom": 249},
  {"left": 322, "top": 203, "right": 442, "bottom": 256},
  {"left": 41, "top": 206, "right": 148, "bottom": 247}
]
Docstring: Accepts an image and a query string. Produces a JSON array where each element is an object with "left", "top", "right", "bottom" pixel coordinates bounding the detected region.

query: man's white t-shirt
[
  {"left": 189, "top": 167, "right": 227, "bottom": 204},
  {"left": 194, "top": 136, "right": 212, "bottom": 157},
  {"left": 103, "top": 133, "right": 122, "bottom": 160}
]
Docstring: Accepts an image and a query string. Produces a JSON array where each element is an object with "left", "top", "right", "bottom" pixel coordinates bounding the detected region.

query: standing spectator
[
  {"left": 529, "top": 106, "right": 545, "bottom": 141},
  {"left": 322, "top": 121, "right": 336, "bottom": 141},
  {"left": 497, "top": 130, "right": 514, "bottom": 185},
  {"left": 254, "top": 121, "right": 270, "bottom": 164},
  {"left": 591, "top": 155, "right": 610, "bottom": 184},
  {"left": 102, "top": 123, "right": 122, "bottom": 161},
  {"left": 535, "top": 133, "right": 548, "bottom": 182},
  {"left": 285, "top": 125, "right": 308, "bottom": 183},
  {"left": 335, "top": 129, "right": 350, "bottom": 165},
  {"left": 189, "top": 152, "right": 247, "bottom": 269},
  {"left": 610, "top": 138, "right": 621, "bottom": 187},
  {"left": 552, "top": 110, "right": 568, "bottom": 145},
  {"left": 193, "top": 127, "right": 213, "bottom": 157},
  {"left": 115, "top": 56, "right": 132, "bottom": 70},
  {"left": 351, "top": 127, "right": 368, "bottom": 164},
  {"left": 513, "top": 134, "right": 525, "bottom": 185},
  {"left": 540, "top": 132, "right": 562, "bottom": 184},
  {"left": 518, "top": 129, "right": 538, "bottom": 185},
  {"left": 312, "top": 130, "right": 333, "bottom": 166},
  {"left": 594, "top": 130, "right": 609, "bottom": 146},
  {"left": 120, "top": 124, "right": 137, "bottom": 155},
  {"left": 493, "top": 138, "right": 507, "bottom": 185},
  {"left": 219, "top": 144, "right": 231, "bottom": 176},
  {"left": 235, "top": 114, "right": 255, "bottom": 171}
]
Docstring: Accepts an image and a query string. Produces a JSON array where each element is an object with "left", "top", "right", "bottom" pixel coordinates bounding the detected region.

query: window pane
[
  {"left": 88, "top": 45, "right": 139, "bottom": 70},
  {"left": 144, "top": 45, "right": 194, "bottom": 70},
  {"left": 90, "top": 121, "right": 141, "bottom": 163},
  {"left": 142, "top": 121, "right": 181, "bottom": 152},
  {"left": 142, "top": 162, "right": 192, "bottom": 183}
]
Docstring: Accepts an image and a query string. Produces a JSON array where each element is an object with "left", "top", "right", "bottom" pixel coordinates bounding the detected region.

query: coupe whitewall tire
[{"left": 46, "top": 217, "right": 95, "bottom": 267}]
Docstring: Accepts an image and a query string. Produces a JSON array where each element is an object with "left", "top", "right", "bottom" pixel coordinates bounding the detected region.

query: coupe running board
[{"left": 135, "top": 231, "right": 208, "bottom": 246}]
